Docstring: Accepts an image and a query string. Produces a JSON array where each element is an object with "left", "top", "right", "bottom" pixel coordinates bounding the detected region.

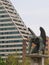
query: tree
[
  {"left": 45, "top": 58, "right": 49, "bottom": 65},
  {"left": 0, "top": 57, "right": 6, "bottom": 65},
  {"left": 44, "top": 50, "right": 49, "bottom": 65},
  {"left": 22, "top": 57, "right": 31, "bottom": 65},
  {"left": 6, "top": 54, "right": 19, "bottom": 65}
]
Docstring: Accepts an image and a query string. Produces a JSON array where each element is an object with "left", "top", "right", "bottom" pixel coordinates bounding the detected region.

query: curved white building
[{"left": 0, "top": 0, "right": 31, "bottom": 61}]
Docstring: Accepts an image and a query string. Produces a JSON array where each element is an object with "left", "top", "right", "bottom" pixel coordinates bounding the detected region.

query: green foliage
[
  {"left": 44, "top": 50, "right": 49, "bottom": 65},
  {"left": 23, "top": 57, "right": 31, "bottom": 65},
  {"left": 45, "top": 58, "right": 49, "bottom": 65},
  {"left": 6, "top": 54, "right": 19, "bottom": 65},
  {"left": 0, "top": 57, "right": 6, "bottom": 65},
  {"left": 0, "top": 52, "right": 31, "bottom": 65}
]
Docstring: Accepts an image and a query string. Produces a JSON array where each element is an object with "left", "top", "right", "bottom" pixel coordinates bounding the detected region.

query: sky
[{"left": 10, "top": 0, "right": 49, "bottom": 36}]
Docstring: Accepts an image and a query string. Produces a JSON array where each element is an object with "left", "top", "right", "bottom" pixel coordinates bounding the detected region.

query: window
[
  {"left": 0, "top": 15, "right": 9, "bottom": 18},
  {"left": 0, "top": 19, "right": 12, "bottom": 22},
  {"left": 13, "top": 19, "right": 18, "bottom": 22},
  {"left": 0, "top": 40, "right": 23, "bottom": 43},
  {"left": 0, "top": 23, "right": 14, "bottom": 26},
  {"left": 18, "top": 20, "right": 21, "bottom": 22},
  {"left": 8, "top": 10, "right": 15, "bottom": 14},
  {"left": 16, "top": 23, "right": 24, "bottom": 26},
  {"left": 0, "top": 54, "right": 5, "bottom": 56},
  {"left": 0, "top": 49, "right": 16, "bottom": 52},
  {"left": 0, "top": 37, "right": 5, "bottom": 39},
  {"left": 17, "top": 49, "right": 22, "bottom": 51},
  {"left": 0, "top": 11, "right": 7, "bottom": 13},
  {"left": 1, "top": 0, "right": 12, "bottom": 8},
  {"left": 0, "top": 44, "right": 22, "bottom": 48},
  {"left": 24, "top": 36, "right": 28, "bottom": 38},
  {"left": 0, "top": 6, "right": 4, "bottom": 9},
  {"left": 6, "top": 36, "right": 21, "bottom": 38},
  {"left": 0, "top": 27, "right": 16, "bottom": 30},
  {"left": 2, "top": 0, "right": 9, "bottom": 3},
  {"left": 0, "top": 36, "right": 22, "bottom": 39},
  {"left": 17, "top": 53, "right": 22, "bottom": 55}
]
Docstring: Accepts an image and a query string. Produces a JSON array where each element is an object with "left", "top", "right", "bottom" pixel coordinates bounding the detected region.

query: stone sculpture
[{"left": 28, "top": 27, "right": 46, "bottom": 54}]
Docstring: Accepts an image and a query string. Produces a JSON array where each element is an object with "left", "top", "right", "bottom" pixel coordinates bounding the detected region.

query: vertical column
[
  {"left": 31, "top": 58, "right": 39, "bottom": 65},
  {"left": 22, "top": 40, "right": 26, "bottom": 65},
  {"left": 41, "top": 57, "right": 44, "bottom": 65},
  {"left": 30, "top": 57, "right": 45, "bottom": 65}
]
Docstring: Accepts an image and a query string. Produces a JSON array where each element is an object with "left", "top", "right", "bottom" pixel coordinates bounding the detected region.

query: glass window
[
  {"left": 17, "top": 49, "right": 22, "bottom": 51},
  {"left": 0, "top": 31, "right": 20, "bottom": 34},
  {"left": 0, "top": 54, "right": 5, "bottom": 56},
  {"left": 0, "top": 23, "right": 14, "bottom": 26},
  {"left": 0, "top": 37, "right": 5, "bottom": 39},
  {"left": 6, "top": 36, "right": 21, "bottom": 38},
  {"left": 8, "top": 10, "right": 14, "bottom": 14},
  {"left": 0, "top": 49, "right": 16, "bottom": 52},
  {"left": 1, "top": 0, "right": 9, "bottom": 3},
  {"left": 0, "top": 27, "right": 16, "bottom": 30},
  {"left": 0, "top": 11, "right": 7, "bottom": 13},
  {"left": 0, "top": 40, "right": 23, "bottom": 43},
  {"left": 16, "top": 23, "right": 24, "bottom": 26},
  {"left": 0, "top": 6, "right": 4, "bottom": 9},
  {"left": 0, "top": 19, "right": 12, "bottom": 22},
  {"left": 0, "top": 44, "right": 22, "bottom": 47},
  {"left": 17, "top": 53, "right": 22, "bottom": 55},
  {"left": 0, "top": 36, "right": 22, "bottom": 39},
  {"left": 0, "top": 15, "right": 9, "bottom": 17}
]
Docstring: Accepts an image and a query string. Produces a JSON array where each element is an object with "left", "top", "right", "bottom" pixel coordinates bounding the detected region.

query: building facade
[
  {"left": 0, "top": 0, "right": 31, "bottom": 61},
  {"left": 45, "top": 37, "right": 49, "bottom": 54}
]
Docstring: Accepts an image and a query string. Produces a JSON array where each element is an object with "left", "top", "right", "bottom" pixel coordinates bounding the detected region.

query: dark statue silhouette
[{"left": 28, "top": 27, "right": 46, "bottom": 54}]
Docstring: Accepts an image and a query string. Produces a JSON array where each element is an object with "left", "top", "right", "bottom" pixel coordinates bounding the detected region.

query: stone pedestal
[
  {"left": 27, "top": 54, "right": 49, "bottom": 65},
  {"left": 31, "top": 57, "right": 44, "bottom": 65}
]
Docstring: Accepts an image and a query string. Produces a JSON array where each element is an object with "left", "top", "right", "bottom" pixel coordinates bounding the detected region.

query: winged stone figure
[{"left": 28, "top": 27, "right": 46, "bottom": 54}]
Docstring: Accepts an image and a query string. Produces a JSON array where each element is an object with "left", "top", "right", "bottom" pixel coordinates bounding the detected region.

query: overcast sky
[{"left": 10, "top": 0, "right": 49, "bottom": 36}]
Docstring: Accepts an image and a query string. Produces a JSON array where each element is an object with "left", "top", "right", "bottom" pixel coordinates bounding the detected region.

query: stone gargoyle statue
[{"left": 28, "top": 27, "right": 46, "bottom": 54}]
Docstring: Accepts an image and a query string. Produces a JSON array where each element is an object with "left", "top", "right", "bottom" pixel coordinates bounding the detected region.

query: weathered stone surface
[{"left": 27, "top": 54, "right": 49, "bottom": 65}]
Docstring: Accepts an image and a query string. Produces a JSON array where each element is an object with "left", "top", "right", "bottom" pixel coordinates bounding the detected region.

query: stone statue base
[{"left": 27, "top": 54, "right": 49, "bottom": 65}]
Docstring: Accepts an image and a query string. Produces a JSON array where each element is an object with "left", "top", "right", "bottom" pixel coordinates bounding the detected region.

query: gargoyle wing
[
  {"left": 40, "top": 27, "right": 46, "bottom": 46},
  {"left": 28, "top": 27, "right": 37, "bottom": 37}
]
